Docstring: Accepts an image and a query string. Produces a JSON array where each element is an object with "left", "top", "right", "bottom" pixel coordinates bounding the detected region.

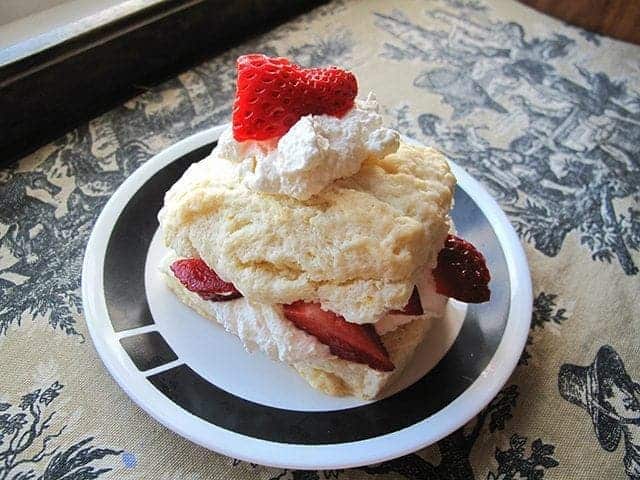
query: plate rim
[{"left": 82, "top": 124, "right": 532, "bottom": 469}]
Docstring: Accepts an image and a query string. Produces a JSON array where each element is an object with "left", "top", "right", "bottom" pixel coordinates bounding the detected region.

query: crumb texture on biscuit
[{"left": 159, "top": 142, "right": 455, "bottom": 323}]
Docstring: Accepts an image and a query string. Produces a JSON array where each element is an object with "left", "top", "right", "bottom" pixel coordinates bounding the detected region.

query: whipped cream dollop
[{"left": 216, "top": 93, "right": 399, "bottom": 201}]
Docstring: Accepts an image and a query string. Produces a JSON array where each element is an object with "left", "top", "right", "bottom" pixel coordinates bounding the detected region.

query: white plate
[{"left": 82, "top": 125, "right": 531, "bottom": 469}]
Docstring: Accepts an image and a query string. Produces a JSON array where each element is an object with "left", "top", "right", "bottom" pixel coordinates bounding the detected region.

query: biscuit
[{"left": 159, "top": 142, "right": 455, "bottom": 324}]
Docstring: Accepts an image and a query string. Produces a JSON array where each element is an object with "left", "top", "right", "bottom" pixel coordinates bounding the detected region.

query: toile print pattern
[
  {"left": 375, "top": 5, "right": 640, "bottom": 275},
  {"left": 559, "top": 345, "right": 640, "bottom": 480},
  {"left": 1, "top": 0, "right": 639, "bottom": 478},
  {"left": 0, "top": 382, "right": 122, "bottom": 480}
]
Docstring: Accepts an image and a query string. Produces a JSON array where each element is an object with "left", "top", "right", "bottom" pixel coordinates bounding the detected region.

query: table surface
[{"left": 1, "top": 0, "right": 639, "bottom": 479}]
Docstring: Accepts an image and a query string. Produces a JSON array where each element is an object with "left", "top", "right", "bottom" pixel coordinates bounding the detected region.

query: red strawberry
[
  {"left": 170, "top": 259, "right": 242, "bottom": 301},
  {"left": 282, "top": 302, "right": 394, "bottom": 372},
  {"left": 432, "top": 235, "right": 491, "bottom": 303},
  {"left": 391, "top": 286, "right": 424, "bottom": 315},
  {"left": 232, "top": 54, "right": 358, "bottom": 141}
]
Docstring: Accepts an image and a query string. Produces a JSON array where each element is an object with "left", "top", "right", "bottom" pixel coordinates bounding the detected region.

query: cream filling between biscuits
[{"left": 161, "top": 251, "right": 446, "bottom": 367}]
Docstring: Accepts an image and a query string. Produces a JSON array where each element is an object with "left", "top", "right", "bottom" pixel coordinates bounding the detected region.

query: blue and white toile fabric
[{"left": 1, "top": 0, "right": 639, "bottom": 478}]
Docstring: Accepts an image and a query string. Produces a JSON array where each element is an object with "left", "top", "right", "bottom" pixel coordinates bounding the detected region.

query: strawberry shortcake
[{"left": 158, "top": 54, "right": 490, "bottom": 399}]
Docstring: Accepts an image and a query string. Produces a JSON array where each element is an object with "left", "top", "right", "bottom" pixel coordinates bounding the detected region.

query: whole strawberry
[
  {"left": 433, "top": 235, "right": 491, "bottom": 303},
  {"left": 232, "top": 54, "right": 358, "bottom": 141}
]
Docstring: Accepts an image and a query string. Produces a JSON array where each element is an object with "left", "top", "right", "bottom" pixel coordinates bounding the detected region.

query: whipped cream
[
  {"left": 216, "top": 93, "right": 399, "bottom": 200},
  {"left": 198, "top": 299, "right": 333, "bottom": 364}
]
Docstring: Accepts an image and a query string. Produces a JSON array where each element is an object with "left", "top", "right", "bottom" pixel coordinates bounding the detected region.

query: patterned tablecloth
[{"left": 2, "top": 0, "right": 639, "bottom": 478}]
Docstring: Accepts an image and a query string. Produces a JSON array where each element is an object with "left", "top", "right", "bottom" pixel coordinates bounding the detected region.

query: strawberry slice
[
  {"left": 232, "top": 54, "right": 358, "bottom": 141},
  {"left": 391, "top": 286, "right": 424, "bottom": 315},
  {"left": 433, "top": 234, "right": 491, "bottom": 303},
  {"left": 282, "top": 302, "right": 394, "bottom": 372},
  {"left": 170, "top": 259, "right": 242, "bottom": 301}
]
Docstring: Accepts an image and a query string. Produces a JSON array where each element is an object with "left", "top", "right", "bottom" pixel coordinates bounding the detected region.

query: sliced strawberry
[
  {"left": 170, "top": 259, "right": 242, "bottom": 301},
  {"left": 391, "top": 286, "right": 424, "bottom": 315},
  {"left": 282, "top": 302, "right": 394, "bottom": 372},
  {"left": 433, "top": 234, "right": 491, "bottom": 303},
  {"left": 232, "top": 54, "right": 358, "bottom": 141}
]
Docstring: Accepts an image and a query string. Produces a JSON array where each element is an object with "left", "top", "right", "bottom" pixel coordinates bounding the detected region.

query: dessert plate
[{"left": 83, "top": 125, "right": 532, "bottom": 469}]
